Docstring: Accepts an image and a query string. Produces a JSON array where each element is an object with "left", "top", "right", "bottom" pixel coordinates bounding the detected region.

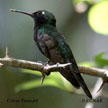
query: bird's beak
[{"left": 10, "top": 9, "right": 33, "bottom": 18}]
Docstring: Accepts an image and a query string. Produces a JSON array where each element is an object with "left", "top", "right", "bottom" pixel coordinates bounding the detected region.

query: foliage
[
  {"left": 94, "top": 52, "right": 108, "bottom": 68},
  {"left": 73, "top": 0, "right": 108, "bottom": 35},
  {"left": 15, "top": 69, "right": 72, "bottom": 92},
  {"left": 88, "top": 1, "right": 108, "bottom": 35}
]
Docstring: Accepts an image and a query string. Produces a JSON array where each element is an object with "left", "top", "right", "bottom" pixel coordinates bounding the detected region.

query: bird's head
[
  {"left": 10, "top": 9, "right": 56, "bottom": 27},
  {"left": 32, "top": 10, "right": 56, "bottom": 26}
]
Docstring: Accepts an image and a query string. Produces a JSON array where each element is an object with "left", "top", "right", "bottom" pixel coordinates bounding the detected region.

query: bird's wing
[{"left": 56, "top": 35, "right": 92, "bottom": 98}]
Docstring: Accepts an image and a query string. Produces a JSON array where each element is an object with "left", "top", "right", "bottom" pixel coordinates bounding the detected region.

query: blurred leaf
[
  {"left": 15, "top": 72, "right": 73, "bottom": 93},
  {"left": 79, "top": 61, "right": 94, "bottom": 67},
  {"left": 20, "top": 69, "right": 41, "bottom": 76},
  {"left": 15, "top": 78, "right": 62, "bottom": 93},
  {"left": 95, "top": 52, "right": 108, "bottom": 67},
  {"left": 88, "top": 1, "right": 108, "bottom": 35}
]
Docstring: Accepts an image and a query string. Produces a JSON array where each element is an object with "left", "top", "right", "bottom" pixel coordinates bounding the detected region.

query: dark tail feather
[
  {"left": 60, "top": 69, "right": 80, "bottom": 89},
  {"left": 75, "top": 73, "right": 92, "bottom": 98},
  {"left": 60, "top": 64, "right": 92, "bottom": 98},
  {"left": 69, "top": 65, "right": 92, "bottom": 99}
]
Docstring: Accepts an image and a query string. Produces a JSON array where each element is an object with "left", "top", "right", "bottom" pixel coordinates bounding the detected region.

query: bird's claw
[
  {"left": 56, "top": 63, "right": 60, "bottom": 67},
  {"left": 40, "top": 60, "right": 52, "bottom": 85},
  {"left": 42, "top": 60, "right": 51, "bottom": 76},
  {"left": 43, "top": 62, "right": 49, "bottom": 66},
  {"left": 43, "top": 60, "right": 52, "bottom": 66},
  {"left": 37, "top": 60, "right": 51, "bottom": 66}
]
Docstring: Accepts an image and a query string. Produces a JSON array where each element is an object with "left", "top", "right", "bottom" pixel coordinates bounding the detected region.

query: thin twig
[
  {"left": 0, "top": 57, "right": 72, "bottom": 73},
  {"left": 5, "top": 46, "right": 9, "bottom": 58}
]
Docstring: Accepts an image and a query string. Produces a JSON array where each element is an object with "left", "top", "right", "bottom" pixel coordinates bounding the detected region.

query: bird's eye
[
  {"left": 42, "top": 11, "right": 45, "bottom": 15},
  {"left": 37, "top": 11, "right": 45, "bottom": 15}
]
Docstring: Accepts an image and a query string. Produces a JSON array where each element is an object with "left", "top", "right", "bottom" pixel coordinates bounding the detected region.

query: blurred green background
[{"left": 0, "top": 0, "right": 108, "bottom": 108}]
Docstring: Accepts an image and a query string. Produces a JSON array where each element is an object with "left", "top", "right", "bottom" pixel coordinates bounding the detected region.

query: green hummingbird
[{"left": 10, "top": 9, "right": 92, "bottom": 98}]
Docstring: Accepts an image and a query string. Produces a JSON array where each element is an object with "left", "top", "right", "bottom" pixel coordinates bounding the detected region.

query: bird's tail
[
  {"left": 60, "top": 64, "right": 92, "bottom": 99},
  {"left": 60, "top": 69, "right": 80, "bottom": 89},
  {"left": 72, "top": 69, "right": 92, "bottom": 99}
]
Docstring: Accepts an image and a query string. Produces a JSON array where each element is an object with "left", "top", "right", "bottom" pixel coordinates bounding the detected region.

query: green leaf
[
  {"left": 15, "top": 72, "right": 73, "bottom": 93},
  {"left": 95, "top": 52, "right": 108, "bottom": 67},
  {"left": 20, "top": 69, "right": 41, "bottom": 76},
  {"left": 88, "top": 1, "right": 108, "bottom": 35}
]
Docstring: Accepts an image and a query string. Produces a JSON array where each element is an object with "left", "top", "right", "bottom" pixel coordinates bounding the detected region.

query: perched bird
[{"left": 10, "top": 9, "right": 92, "bottom": 98}]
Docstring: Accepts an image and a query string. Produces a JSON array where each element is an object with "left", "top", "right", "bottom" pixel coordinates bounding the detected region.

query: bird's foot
[
  {"left": 37, "top": 60, "right": 51, "bottom": 66},
  {"left": 44, "top": 60, "right": 52, "bottom": 76},
  {"left": 39, "top": 60, "right": 51, "bottom": 76},
  {"left": 40, "top": 60, "right": 52, "bottom": 85},
  {"left": 44, "top": 60, "right": 52, "bottom": 66},
  {"left": 46, "top": 71, "right": 50, "bottom": 76},
  {"left": 56, "top": 62, "right": 60, "bottom": 67}
]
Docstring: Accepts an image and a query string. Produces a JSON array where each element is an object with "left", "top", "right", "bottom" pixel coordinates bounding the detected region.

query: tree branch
[
  {"left": 0, "top": 57, "right": 108, "bottom": 81},
  {"left": 0, "top": 48, "right": 108, "bottom": 82},
  {"left": 0, "top": 57, "right": 71, "bottom": 73}
]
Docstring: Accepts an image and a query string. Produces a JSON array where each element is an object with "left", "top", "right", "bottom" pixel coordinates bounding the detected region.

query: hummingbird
[{"left": 10, "top": 9, "right": 92, "bottom": 98}]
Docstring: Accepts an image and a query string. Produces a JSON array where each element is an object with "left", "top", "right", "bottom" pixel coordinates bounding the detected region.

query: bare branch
[
  {"left": 0, "top": 57, "right": 71, "bottom": 73},
  {"left": 79, "top": 66, "right": 108, "bottom": 81},
  {"left": 0, "top": 56, "right": 108, "bottom": 82}
]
